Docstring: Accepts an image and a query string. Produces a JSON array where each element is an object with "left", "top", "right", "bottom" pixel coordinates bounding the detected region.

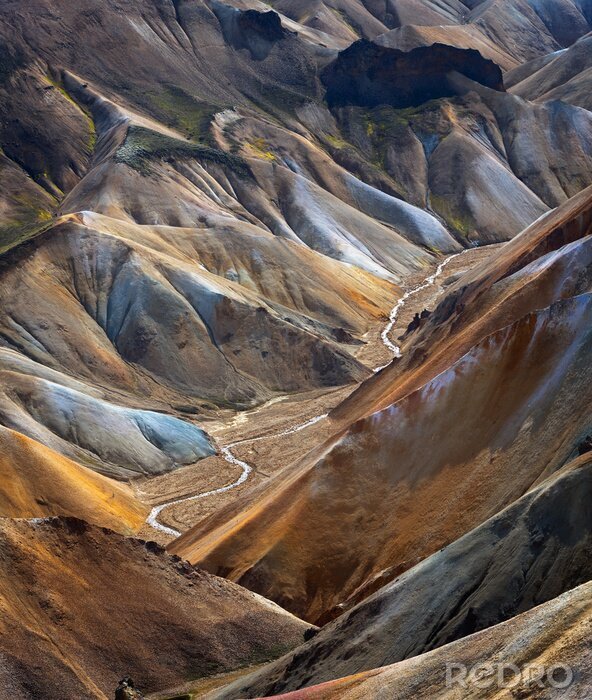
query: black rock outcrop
[
  {"left": 115, "top": 677, "right": 143, "bottom": 700},
  {"left": 211, "top": 3, "right": 290, "bottom": 60},
  {"left": 322, "top": 41, "right": 505, "bottom": 108}
]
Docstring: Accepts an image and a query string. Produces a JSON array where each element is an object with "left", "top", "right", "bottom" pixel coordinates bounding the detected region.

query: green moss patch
[
  {"left": 45, "top": 75, "right": 97, "bottom": 155},
  {"left": 430, "top": 193, "right": 476, "bottom": 239},
  {"left": 146, "top": 85, "right": 221, "bottom": 143},
  {"left": 114, "top": 125, "right": 251, "bottom": 177},
  {"left": 0, "top": 215, "right": 54, "bottom": 257}
]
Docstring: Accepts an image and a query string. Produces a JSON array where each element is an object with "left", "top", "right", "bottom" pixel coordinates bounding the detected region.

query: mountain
[
  {"left": 3, "top": 1, "right": 592, "bottom": 698},
  {"left": 223, "top": 580, "right": 592, "bottom": 699},
  {"left": 508, "top": 32, "right": 592, "bottom": 109},
  {"left": 375, "top": 24, "right": 521, "bottom": 69},
  {"left": 1, "top": 0, "right": 591, "bottom": 468},
  {"left": 171, "top": 186, "right": 592, "bottom": 623},
  {"left": 0, "top": 517, "right": 309, "bottom": 699},
  {"left": 213, "top": 452, "right": 592, "bottom": 696},
  {"left": 321, "top": 41, "right": 505, "bottom": 108},
  {"left": 261, "top": 0, "right": 592, "bottom": 58},
  {"left": 0, "top": 339, "right": 216, "bottom": 479}
]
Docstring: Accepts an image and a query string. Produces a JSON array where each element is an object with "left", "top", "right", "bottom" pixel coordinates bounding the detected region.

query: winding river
[{"left": 146, "top": 252, "right": 463, "bottom": 536}]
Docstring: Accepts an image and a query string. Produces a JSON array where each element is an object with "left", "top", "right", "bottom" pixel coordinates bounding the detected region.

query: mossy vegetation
[
  {"left": 336, "top": 101, "right": 448, "bottom": 177},
  {"left": 115, "top": 125, "right": 251, "bottom": 177},
  {"left": 347, "top": 99, "right": 462, "bottom": 158},
  {"left": 328, "top": 6, "right": 361, "bottom": 36},
  {"left": 46, "top": 75, "right": 97, "bottom": 155},
  {"left": 0, "top": 178, "right": 57, "bottom": 257},
  {"left": 141, "top": 85, "right": 221, "bottom": 145},
  {"left": 323, "top": 133, "right": 350, "bottom": 150},
  {"left": 46, "top": 76, "right": 78, "bottom": 107},
  {"left": 0, "top": 215, "right": 54, "bottom": 257},
  {"left": 255, "top": 81, "right": 312, "bottom": 114},
  {"left": 246, "top": 136, "right": 276, "bottom": 160},
  {"left": 362, "top": 101, "right": 445, "bottom": 145},
  {"left": 430, "top": 193, "right": 476, "bottom": 239}
]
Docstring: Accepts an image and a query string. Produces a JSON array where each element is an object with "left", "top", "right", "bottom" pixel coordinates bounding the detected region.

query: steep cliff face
[
  {"left": 322, "top": 41, "right": 505, "bottom": 108},
  {"left": 212, "top": 5, "right": 292, "bottom": 60}
]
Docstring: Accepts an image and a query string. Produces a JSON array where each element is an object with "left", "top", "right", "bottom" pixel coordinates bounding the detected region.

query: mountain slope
[
  {"left": 509, "top": 33, "right": 592, "bottom": 109},
  {"left": 170, "top": 187, "right": 592, "bottom": 623},
  {"left": 0, "top": 518, "right": 310, "bottom": 699},
  {"left": 259, "top": 0, "right": 592, "bottom": 57},
  {"left": 0, "top": 426, "right": 147, "bottom": 533},
  {"left": 227, "top": 580, "right": 592, "bottom": 699},
  {"left": 214, "top": 453, "right": 592, "bottom": 696},
  {"left": 3, "top": 2, "right": 592, "bottom": 700},
  {"left": 375, "top": 24, "right": 520, "bottom": 69}
]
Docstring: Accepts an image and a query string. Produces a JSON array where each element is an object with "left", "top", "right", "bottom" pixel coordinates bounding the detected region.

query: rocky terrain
[
  {"left": 321, "top": 41, "right": 505, "bottom": 108},
  {"left": 1, "top": 0, "right": 592, "bottom": 698},
  {"left": 0, "top": 517, "right": 309, "bottom": 699},
  {"left": 225, "top": 581, "right": 592, "bottom": 699}
]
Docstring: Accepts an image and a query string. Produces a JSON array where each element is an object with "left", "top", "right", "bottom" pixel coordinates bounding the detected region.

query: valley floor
[{"left": 135, "top": 244, "right": 500, "bottom": 543}]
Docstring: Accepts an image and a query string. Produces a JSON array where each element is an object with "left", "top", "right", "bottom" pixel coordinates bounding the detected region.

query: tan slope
[
  {"left": 269, "top": 0, "right": 592, "bottom": 58},
  {"left": 0, "top": 518, "right": 309, "bottom": 700},
  {"left": 375, "top": 24, "right": 520, "bottom": 70},
  {"left": 236, "top": 580, "right": 592, "bottom": 699},
  {"left": 332, "top": 183, "right": 592, "bottom": 427},
  {"left": 0, "top": 426, "right": 147, "bottom": 534},
  {"left": 375, "top": 0, "right": 468, "bottom": 27},
  {"left": 326, "top": 84, "right": 592, "bottom": 242},
  {"left": 0, "top": 64, "right": 430, "bottom": 434},
  {"left": 465, "top": 0, "right": 589, "bottom": 61},
  {"left": 2, "top": 0, "right": 592, "bottom": 479},
  {"left": 0, "top": 216, "right": 373, "bottom": 412},
  {"left": 172, "top": 293, "right": 592, "bottom": 623},
  {"left": 0, "top": 347, "right": 216, "bottom": 480},
  {"left": 2, "top": 0, "right": 592, "bottom": 286},
  {"left": 0, "top": 104, "right": 409, "bottom": 468}
]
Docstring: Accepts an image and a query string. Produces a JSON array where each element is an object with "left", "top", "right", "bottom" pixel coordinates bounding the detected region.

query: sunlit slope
[
  {"left": 0, "top": 426, "right": 147, "bottom": 533},
  {"left": 215, "top": 453, "right": 592, "bottom": 696},
  {"left": 227, "top": 581, "right": 592, "bottom": 699}
]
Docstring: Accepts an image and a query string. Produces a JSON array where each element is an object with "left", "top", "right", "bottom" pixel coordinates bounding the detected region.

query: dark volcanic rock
[
  {"left": 115, "top": 677, "right": 143, "bottom": 700},
  {"left": 239, "top": 9, "right": 286, "bottom": 42},
  {"left": 211, "top": 3, "right": 290, "bottom": 60},
  {"left": 322, "top": 41, "right": 505, "bottom": 108}
]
